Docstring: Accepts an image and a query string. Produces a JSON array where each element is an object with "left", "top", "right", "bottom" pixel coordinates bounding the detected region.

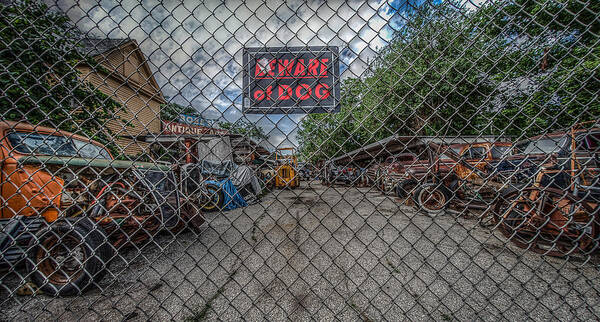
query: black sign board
[{"left": 243, "top": 46, "right": 340, "bottom": 114}]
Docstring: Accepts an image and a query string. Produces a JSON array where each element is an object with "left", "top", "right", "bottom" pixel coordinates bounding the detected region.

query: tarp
[
  {"left": 206, "top": 179, "right": 247, "bottom": 210},
  {"left": 231, "top": 165, "right": 262, "bottom": 196},
  {"left": 198, "top": 137, "right": 232, "bottom": 163},
  {"left": 198, "top": 160, "right": 238, "bottom": 178}
]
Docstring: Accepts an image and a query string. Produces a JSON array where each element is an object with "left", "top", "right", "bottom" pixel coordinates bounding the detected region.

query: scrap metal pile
[
  {"left": 0, "top": 121, "right": 266, "bottom": 296},
  {"left": 325, "top": 122, "right": 600, "bottom": 257}
]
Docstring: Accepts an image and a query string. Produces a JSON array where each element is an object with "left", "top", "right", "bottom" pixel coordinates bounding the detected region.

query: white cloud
[{"left": 49, "top": 0, "right": 405, "bottom": 148}]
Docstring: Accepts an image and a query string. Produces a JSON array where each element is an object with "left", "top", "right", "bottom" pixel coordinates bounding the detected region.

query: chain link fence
[{"left": 1, "top": 0, "right": 599, "bottom": 320}]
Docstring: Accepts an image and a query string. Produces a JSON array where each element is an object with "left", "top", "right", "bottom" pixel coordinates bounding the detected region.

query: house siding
[
  {"left": 78, "top": 68, "right": 161, "bottom": 156},
  {"left": 76, "top": 41, "right": 164, "bottom": 157}
]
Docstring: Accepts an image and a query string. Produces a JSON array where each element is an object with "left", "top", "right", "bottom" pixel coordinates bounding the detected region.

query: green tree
[
  {"left": 0, "top": 0, "right": 122, "bottom": 151},
  {"left": 218, "top": 120, "right": 267, "bottom": 141},
  {"left": 299, "top": 1, "right": 499, "bottom": 161},
  {"left": 481, "top": 0, "right": 600, "bottom": 137},
  {"left": 160, "top": 101, "right": 201, "bottom": 122},
  {"left": 298, "top": 0, "right": 600, "bottom": 161}
]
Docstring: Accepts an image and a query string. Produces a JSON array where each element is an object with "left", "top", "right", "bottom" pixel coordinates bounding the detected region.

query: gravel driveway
[{"left": 2, "top": 181, "right": 600, "bottom": 321}]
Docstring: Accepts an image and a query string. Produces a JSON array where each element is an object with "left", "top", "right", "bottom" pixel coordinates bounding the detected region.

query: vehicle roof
[
  {"left": 446, "top": 142, "right": 511, "bottom": 150},
  {"left": 388, "top": 152, "right": 417, "bottom": 158},
  {"left": 516, "top": 127, "right": 600, "bottom": 145},
  {"left": 0, "top": 120, "right": 107, "bottom": 150}
]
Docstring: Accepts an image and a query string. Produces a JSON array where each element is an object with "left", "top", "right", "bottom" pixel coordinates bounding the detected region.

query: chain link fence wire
[{"left": 1, "top": 0, "right": 599, "bottom": 320}]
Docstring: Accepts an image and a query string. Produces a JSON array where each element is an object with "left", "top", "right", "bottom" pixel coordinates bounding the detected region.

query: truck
[
  {"left": 0, "top": 121, "right": 202, "bottom": 295},
  {"left": 411, "top": 141, "right": 512, "bottom": 214}
]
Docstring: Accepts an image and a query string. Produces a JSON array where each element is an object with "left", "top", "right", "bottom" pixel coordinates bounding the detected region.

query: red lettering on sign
[
  {"left": 315, "top": 84, "right": 330, "bottom": 99},
  {"left": 293, "top": 59, "right": 306, "bottom": 76},
  {"left": 254, "top": 90, "right": 265, "bottom": 100},
  {"left": 266, "top": 86, "right": 273, "bottom": 100},
  {"left": 320, "top": 58, "right": 329, "bottom": 76},
  {"left": 268, "top": 60, "right": 276, "bottom": 76},
  {"left": 278, "top": 59, "right": 294, "bottom": 77},
  {"left": 278, "top": 85, "right": 292, "bottom": 100},
  {"left": 308, "top": 59, "right": 319, "bottom": 76},
  {"left": 296, "top": 84, "right": 311, "bottom": 100},
  {"left": 255, "top": 63, "right": 265, "bottom": 77},
  {"left": 162, "top": 121, "right": 229, "bottom": 135}
]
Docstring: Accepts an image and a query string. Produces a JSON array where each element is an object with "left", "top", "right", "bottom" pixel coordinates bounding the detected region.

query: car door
[{"left": 455, "top": 145, "right": 488, "bottom": 180}]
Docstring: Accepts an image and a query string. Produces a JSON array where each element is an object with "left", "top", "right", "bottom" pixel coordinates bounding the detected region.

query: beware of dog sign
[{"left": 243, "top": 46, "right": 340, "bottom": 114}]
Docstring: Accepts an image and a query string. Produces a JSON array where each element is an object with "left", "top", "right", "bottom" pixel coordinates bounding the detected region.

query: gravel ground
[{"left": 2, "top": 181, "right": 600, "bottom": 321}]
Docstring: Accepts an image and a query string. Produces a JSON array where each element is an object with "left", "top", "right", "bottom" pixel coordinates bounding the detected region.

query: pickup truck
[{"left": 0, "top": 121, "right": 203, "bottom": 295}]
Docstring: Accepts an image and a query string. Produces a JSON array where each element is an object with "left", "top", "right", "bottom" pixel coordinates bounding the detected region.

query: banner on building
[
  {"left": 178, "top": 114, "right": 216, "bottom": 128},
  {"left": 162, "top": 120, "right": 229, "bottom": 136},
  {"left": 242, "top": 46, "right": 341, "bottom": 114}
]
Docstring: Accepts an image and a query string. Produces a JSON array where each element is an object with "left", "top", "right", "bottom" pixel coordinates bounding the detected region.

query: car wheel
[
  {"left": 27, "top": 220, "right": 111, "bottom": 296},
  {"left": 415, "top": 183, "right": 450, "bottom": 216}
]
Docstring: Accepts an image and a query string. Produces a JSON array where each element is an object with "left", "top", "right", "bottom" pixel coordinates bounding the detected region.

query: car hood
[{"left": 17, "top": 155, "right": 171, "bottom": 171}]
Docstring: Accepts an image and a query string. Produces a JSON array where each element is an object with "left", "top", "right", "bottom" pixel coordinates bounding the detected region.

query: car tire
[
  {"left": 414, "top": 183, "right": 451, "bottom": 216},
  {"left": 26, "top": 220, "right": 111, "bottom": 296},
  {"left": 202, "top": 183, "right": 225, "bottom": 212}
]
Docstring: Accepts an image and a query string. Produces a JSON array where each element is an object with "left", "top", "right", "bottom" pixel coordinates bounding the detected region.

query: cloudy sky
[{"left": 48, "top": 0, "right": 483, "bottom": 150}]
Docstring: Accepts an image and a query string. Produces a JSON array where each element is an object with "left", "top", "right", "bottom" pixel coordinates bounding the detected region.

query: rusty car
[
  {"left": 493, "top": 122, "right": 600, "bottom": 256},
  {"left": 0, "top": 121, "right": 202, "bottom": 295},
  {"left": 412, "top": 141, "right": 512, "bottom": 215}
]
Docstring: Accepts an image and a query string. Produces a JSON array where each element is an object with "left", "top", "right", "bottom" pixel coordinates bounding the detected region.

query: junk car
[
  {"left": 375, "top": 153, "right": 426, "bottom": 194},
  {"left": 321, "top": 162, "right": 362, "bottom": 186},
  {"left": 382, "top": 147, "right": 463, "bottom": 198},
  {"left": 0, "top": 121, "right": 201, "bottom": 295},
  {"left": 493, "top": 122, "right": 600, "bottom": 256},
  {"left": 412, "top": 141, "right": 512, "bottom": 214}
]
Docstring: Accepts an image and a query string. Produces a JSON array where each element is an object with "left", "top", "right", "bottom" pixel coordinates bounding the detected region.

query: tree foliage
[
  {"left": 160, "top": 101, "right": 201, "bottom": 122},
  {"left": 298, "top": 0, "right": 600, "bottom": 162},
  {"left": 0, "top": 0, "right": 122, "bottom": 151},
  {"left": 482, "top": 0, "right": 600, "bottom": 138},
  {"left": 219, "top": 120, "right": 268, "bottom": 141}
]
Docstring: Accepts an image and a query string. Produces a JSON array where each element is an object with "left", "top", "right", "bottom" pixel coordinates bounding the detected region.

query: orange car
[
  {"left": 0, "top": 120, "right": 185, "bottom": 295},
  {"left": 1, "top": 121, "right": 113, "bottom": 221},
  {"left": 413, "top": 141, "right": 512, "bottom": 214}
]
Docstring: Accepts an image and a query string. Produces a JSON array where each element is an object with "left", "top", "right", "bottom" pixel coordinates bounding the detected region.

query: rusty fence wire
[{"left": 1, "top": 0, "right": 600, "bottom": 320}]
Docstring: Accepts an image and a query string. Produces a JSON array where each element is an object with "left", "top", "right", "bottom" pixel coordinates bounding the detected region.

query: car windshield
[
  {"left": 491, "top": 146, "right": 511, "bottom": 159},
  {"left": 515, "top": 137, "right": 568, "bottom": 155},
  {"left": 7, "top": 131, "right": 111, "bottom": 159}
]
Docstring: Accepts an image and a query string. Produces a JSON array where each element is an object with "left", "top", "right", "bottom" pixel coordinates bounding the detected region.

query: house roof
[
  {"left": 78, "top": 38, "right": 131, "bottom": 57},
  {"left": 76, "top": 37, "right": 166, "bottom": 104}
]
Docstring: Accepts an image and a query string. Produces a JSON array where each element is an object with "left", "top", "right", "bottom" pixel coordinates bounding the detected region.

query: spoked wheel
[
  {"left": 493, "top": 187, "right": 597, "bottom": 256},
  {"left": 416, "top": 183, "right": 449, "bottom": 216},
  {"left": 375, "top": 170, "right": 385, "bottom": 192},
  {"left": 382, "top": 177, "right": 395, "bottom": 195}
]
